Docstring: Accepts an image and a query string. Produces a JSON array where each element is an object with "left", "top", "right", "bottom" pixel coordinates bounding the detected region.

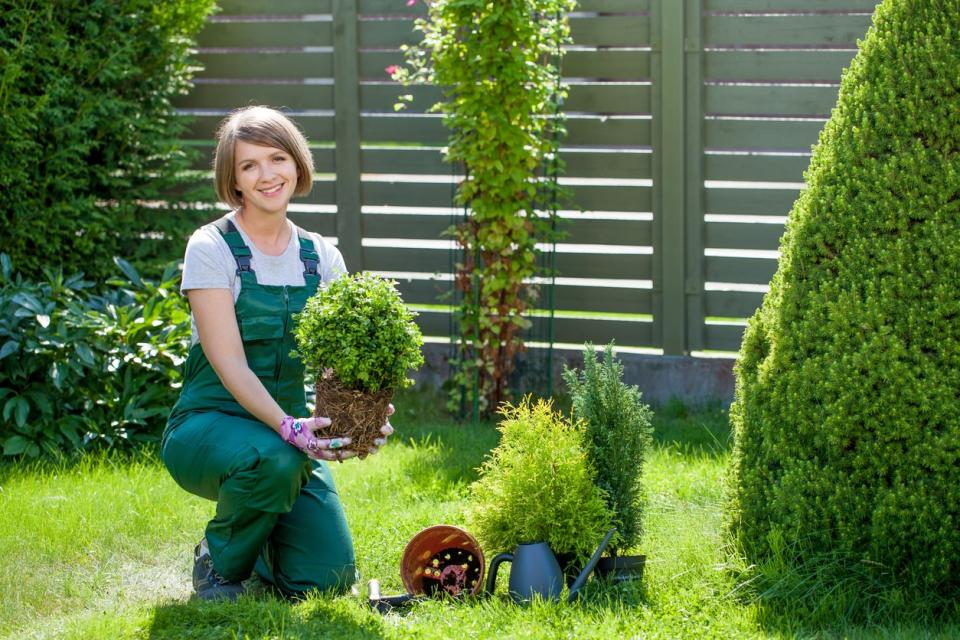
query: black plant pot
[
  {"left": 553, "top": 552, "right": 581, "bottom": 588},
  {"left": 595, "top": 554, "right": 645, "bottom": 583}
]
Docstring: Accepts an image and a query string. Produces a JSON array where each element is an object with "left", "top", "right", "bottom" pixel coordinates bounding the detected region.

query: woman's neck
[{"left": 234, "top": 207, "right": 290, "bottom": 256}]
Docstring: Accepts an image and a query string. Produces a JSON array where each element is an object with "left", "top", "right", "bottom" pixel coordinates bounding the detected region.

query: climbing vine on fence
[{"left": 393, "top": 0, "right": 575, "bottom": 416}]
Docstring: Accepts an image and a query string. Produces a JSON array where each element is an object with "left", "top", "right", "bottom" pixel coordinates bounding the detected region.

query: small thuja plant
[
  {"left": 392, "top": 0, "right": 576, "bottom": 417},
  {"left": 564, "top": 343, "right": 653, "bottom": 554}
]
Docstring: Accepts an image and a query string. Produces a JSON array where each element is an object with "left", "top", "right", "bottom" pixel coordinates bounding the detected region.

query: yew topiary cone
[{"left": 728, "top": 0, "right": 960, "bottom": 596}]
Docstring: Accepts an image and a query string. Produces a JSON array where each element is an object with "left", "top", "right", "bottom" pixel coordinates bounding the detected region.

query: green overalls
[{"left": 161, "top": 216, "right": 355, "bottom": 597}]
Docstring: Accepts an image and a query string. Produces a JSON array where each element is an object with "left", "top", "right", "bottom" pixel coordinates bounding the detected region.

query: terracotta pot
[{"left": 400, "top": 525, "right": 485, "bottom": 598}]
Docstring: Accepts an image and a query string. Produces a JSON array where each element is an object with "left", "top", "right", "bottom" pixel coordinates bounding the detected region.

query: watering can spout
[{"left": 567, "top": 527, "right": 617, "bottom": 603}]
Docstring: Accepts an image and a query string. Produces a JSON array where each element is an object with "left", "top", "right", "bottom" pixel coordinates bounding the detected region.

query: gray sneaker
[{"left": 193, "top": 539, "right": 245, "bottom": 602}]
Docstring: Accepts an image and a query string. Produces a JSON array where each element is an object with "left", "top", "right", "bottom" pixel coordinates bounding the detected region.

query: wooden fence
[{"left": 175, "top": 0, "right": 879, "bottom": 355}]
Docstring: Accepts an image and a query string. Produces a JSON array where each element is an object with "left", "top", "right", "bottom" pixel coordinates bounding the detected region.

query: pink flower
[
  {"left": 406, "top": 0, "right": 416, "bottom": 6},
  {"left": 385, "top": 65, "right": 399, "bottom": 77}
]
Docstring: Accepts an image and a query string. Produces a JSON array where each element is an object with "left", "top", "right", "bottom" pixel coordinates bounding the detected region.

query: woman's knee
[{"left": 252, "top": 443, "right": 309, "bottom": 508}]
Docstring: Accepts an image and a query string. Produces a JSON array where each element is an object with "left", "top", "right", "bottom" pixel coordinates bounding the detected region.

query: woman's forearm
[{"left": 208, "top": 354, "right": 287, "bottom": 431}]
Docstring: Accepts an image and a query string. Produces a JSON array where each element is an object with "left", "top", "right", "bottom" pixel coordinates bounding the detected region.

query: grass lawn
[{"left": 1, "top": 389, "right": 957, "bottom": 639}]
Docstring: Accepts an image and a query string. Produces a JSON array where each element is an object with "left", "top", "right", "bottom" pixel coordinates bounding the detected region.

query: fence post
[
  {"left": 652, "top": 0, "right": 704, "bottom": 355},
  {"left": 684, "top": 0, "right": 705, "bottom": 352},
  {"left": 333, "top": 0, "right": 363, "bottom": 271}
]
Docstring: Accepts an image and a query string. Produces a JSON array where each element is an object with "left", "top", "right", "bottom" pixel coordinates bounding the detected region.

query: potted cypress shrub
[
  {"left": 293, "top": 273, "right": 424, "bottom": 454},
  {"left": 466, "top": 397, "right": 614, "bottom": 577},
  {"left": 563, "top": 342, "right": 653, "bottom": 582}
]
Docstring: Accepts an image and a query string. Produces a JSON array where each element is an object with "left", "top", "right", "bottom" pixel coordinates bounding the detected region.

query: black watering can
[{"left": 485, "top": 528, "right": 617, "bottom": 603}]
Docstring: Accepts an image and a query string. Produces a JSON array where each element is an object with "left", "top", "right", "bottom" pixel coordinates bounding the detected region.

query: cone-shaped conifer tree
[{"left": 728, "top": 0, "right": 960, "bottom": 594}]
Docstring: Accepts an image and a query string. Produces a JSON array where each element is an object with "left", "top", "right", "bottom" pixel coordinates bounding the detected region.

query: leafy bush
[
  {"left": 728, "top": 0, "right": 960, "bottom": 599},
  {"left": 293, "top": 273, "right": 424, "bottom": 394},
  {"left": 0, "top": 255, "right": 190, "bottom": 457},
  {"left": 466, "top": 398, "right": 614, "bottom": 564},
  {"left": 564, "top": 343, "right": 653, "bottom": 554},
  {"left": 0, "top": 0, "right": 215, "bottom": 283}
]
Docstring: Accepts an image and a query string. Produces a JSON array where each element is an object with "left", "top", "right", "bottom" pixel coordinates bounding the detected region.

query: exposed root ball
[{"left": 314, "top": 377, "right": 393, "bottom": 455}]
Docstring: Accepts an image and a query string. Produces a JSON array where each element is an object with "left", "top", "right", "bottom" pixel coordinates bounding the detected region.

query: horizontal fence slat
[
  {"left": 393, "top": 279, "right": 654, "bottom": 315},
  {"left": 563, "top": 149, "right": 653, "bottom": 179},
  {"left": 215, "top": 0, "right": 332, "bottom": 15},
  {"left": 196, "top": 52, "right": 333, "bottom": 79},
  {"left": 176, "top": 83, "right": 334, "bottom": 110},
  {"left": 705, "top": 221, "right": 784, "bottom": 250},
  {"left": 570, "top": 15, "right": 651, "bottom": 46},
  {"left": 565, "top": 83, "right": 651, "bottom": 115},
  {"left": 705, "top": 255, "right": 777, "bottom": 285},
  {"left": 563, "top": 50, "right": 652, "bottom": 81},
  {"left": 361, "top": 115, "right": 445, "bottom": 144},
  {"left": 360, "top": 83, "right": 442, "bottom": 113},
  {"left": 364, "top": 247, "right": 652, "bottom": 280},
  {"left": 567, "top": 117, "right": 652, "bottom": 146},
  {"left": 363, "top": 147, "right": 447, "bottom": 174},
  {"left": 705, "top": 187, "right": 800, "bottom": 216},
  {"left": 196, "top": 21, "right": 333, "bottom": 48},
  {"left": 577, "top": 0, "right": 651, "bottom": 12},
  {"left": 706, "top": 85, "right": 840, "bottom": 117},
  {"left": 359, "top": 19, "right": 421, "bottom": 48},
  {"left": 705, "top": 119, "right": 825, "bottom": 150},
  {"left": 704, "top": 14, "right": 873, "bottom": 47},
  {"left": 359, "top": 0, "right": 425, "bottom": 15},
  {"left": 704, "top": 153, "right": 808, "bottom": 182},
  {"left": 704, "top": 324, "right": 745, "bottom": 353},
  {"left": 704, "top": 50, "right": 857, "bottom": 83},
  {"left": 705, "top": 290, "right": 765, "bottom": 319},
  {"left": 705, "top": 1, "right": 879, "bottom": 11},
  {"left": 181, "top": 114, "right": 335, "bottom": 143},
  {"left": 413, "top": 310, "right": 655, "bottom": 348},
  {"left": 286, "top": 211, "right": 338, "bottom": 237}
]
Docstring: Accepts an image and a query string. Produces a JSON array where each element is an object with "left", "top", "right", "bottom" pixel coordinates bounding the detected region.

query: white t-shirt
[{"left": 180, "top": 211, "right": 346, "bottom": 346}]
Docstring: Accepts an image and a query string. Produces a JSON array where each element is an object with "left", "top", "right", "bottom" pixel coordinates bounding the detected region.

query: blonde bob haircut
[{"left": 213, "top": 106, "right": 314, "bottom": 208}]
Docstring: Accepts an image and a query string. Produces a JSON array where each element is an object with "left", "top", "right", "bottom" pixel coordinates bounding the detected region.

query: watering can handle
[{"left": 484, "top": 552, "right": 514, "bottom": 595}]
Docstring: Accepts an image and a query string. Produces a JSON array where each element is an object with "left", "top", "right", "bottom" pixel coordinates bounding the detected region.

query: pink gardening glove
[
  {"left": 278, "top": 416, "right": 357, "bottom": 462},
  {"left": 360, "top": 403, "right": 396, "bottom": 459}
]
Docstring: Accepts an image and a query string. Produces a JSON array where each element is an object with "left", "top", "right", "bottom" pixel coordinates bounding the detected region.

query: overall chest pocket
[
  {"left": 239, "top": 315, "right": 285, "bottom": 342},
  {"left": 239, "top": 315, "right": 285, "bottom": 377}
]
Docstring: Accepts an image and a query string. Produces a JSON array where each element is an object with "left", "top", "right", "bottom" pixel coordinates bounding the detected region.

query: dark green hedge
[
  {"left": 0, "top": 0, "right": 215, "bottom": 282},
  {"left": 728, "top": 0, "right": 960, "bottom": 601}
]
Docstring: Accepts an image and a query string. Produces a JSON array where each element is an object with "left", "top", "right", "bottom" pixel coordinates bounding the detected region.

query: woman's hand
[
  {"left": 361, "top": 403, "right": 396, "bottom": 458},
  {"left": 278, "top": 416, "right": 357, "bottom": 462}
]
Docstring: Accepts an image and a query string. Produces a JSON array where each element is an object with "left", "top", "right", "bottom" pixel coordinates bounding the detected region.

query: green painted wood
[
  {"left": 705, "top": 119, "right": 825, "bottom": 150},
  {"left": 361, "top": 51, "right": 412, "bottom": 80},
  {"left": 706, "top": 84, "right": 841, "bottom": 117},
  {"left": 196, "top": 21, "right": 333, "bottom": 48},
  {"left": 216, "top": 0, "right": 332, "bottom": 15},
  {"left": 703, "top": 323, "right": 745, "bottom": 353},
  {"left": 570, "top": 15, "right": 652, "bottom": 46},
  {"left": 704, "top": 153, "right": 809, "bottom": 182},
  {"left": 181, "top": 114, "right": 336, "bottom": 142},
  {"left": 363, "top": 213, "right": 653, "bottom": 246},
  {"left": 705, "top": 0, "right": 879, "bottom": 11},
  {"left": 176, "top": 83, "right": 334, "bottom": 110},
  {"left": 704, "top": 290, "right": 765, "bottom": 319},
  {"left": 562, "top": 50, "right": 652, "bottom": 81},
  {"left": 577, "top": 0, "right": 650, "bottom": 11},
  {"left": 359, "top": 19, "right": 421, "bottom": 48},
  {"left": 360, "top": 181, "right": 653, "bottom": 213},
  {"left": 392, "top": 279, "right": 654, "bottom": 315},
  {"left": 657, "top": 0, "right": 687, "bottom": 354},
  {"left": 705, "top": 220, "right": 785, "bottom": 250},
  {"left": 363, "top": 246, "right": 652, "bottom": 280},
  {"left": 684, "top": 0, "right": 705, "bottom": 351},
  {"left": 704, "top": 50, "right": 857, "bottom": 82},
  {"left": 561, "top": 149, "right": 653, "bottom": 179},
  {"left": 195, "top": 52, "right": 334, "bottom": 79},
  {"left": 362, "top": 146, "right": 448, "bottom": 174},
  {"left": 705, "top": 187, "right": 800, "bottom": 216},
  {"left": 704, "top": 14, "right": 873, "bottom": 47},
  {"left": 567, "top": 117, "right": 653, "bottom": 146},
  {"left": 361, "top": 115, "right": 446, "bottom": 144},
  {"left": 360, "top": 84, "right": 443, "bottom": 113},
  {"left": 286, "top": 211, "right": 338, "bottom": 237},
  {"left": 564, "top": 83, "right": 652, "bottom": 114},
  {"left": 334, "top": 0, "right": 364, "bottom": 271},
  {"left": 358, "top": 0, "right": 425, "bottom": 15},
  {"left": 705, "top": 255, "right": 778, "bottom": 285},
  {"left": 412, "top": 309, "right": 655, "bottom": 347}
]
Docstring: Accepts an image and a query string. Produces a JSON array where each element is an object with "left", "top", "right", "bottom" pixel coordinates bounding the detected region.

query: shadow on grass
[
  {"left": 651, "top": 400, "right": 732, "bottom": 459},
  {"left": 148, "top": 595, "right": 386, "bottom": 640}
]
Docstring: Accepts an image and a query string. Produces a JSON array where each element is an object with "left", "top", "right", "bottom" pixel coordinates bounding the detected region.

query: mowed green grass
[{"left": 1, "top": 392, "right": 957, "bottom": 639}]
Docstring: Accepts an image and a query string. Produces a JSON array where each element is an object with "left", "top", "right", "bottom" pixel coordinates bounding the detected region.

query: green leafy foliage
[
  {"left": 727, "top": 0, "right": 960, "bottom": 598},
  {"left": 293, "top": 273, "right": 424, "bottom": 394},
  {"left": 394, "top": 0, "right": 576, "bottom": 415},
  {"left": 564, "top": 343, "right": 653, "bottom": 554},
  {"left": 0, "top": 0, "right": 215, "bottom": 283},
  {"left": 0, "top": 255, "right": 191, "bottom": 457},
  {"left": 466, "top": 397, "right": 614, "bottom": 564}
]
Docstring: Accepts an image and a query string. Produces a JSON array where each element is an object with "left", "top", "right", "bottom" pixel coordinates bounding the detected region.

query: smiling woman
[{"left": 160, "top": 106, "right": 395, "bottom": 602}]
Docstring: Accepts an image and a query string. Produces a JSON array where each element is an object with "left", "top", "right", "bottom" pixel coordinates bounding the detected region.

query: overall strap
[
  {"left": 212, "top": 215, "right": 255, "bottom": 277},
  {"left": 295, "top": 226, "right": 321, "bottom": 283}
]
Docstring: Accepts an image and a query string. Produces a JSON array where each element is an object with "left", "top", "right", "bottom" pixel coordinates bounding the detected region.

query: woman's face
[{"left": 233, "top": 140, "right": 299, "bottom": 215}]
